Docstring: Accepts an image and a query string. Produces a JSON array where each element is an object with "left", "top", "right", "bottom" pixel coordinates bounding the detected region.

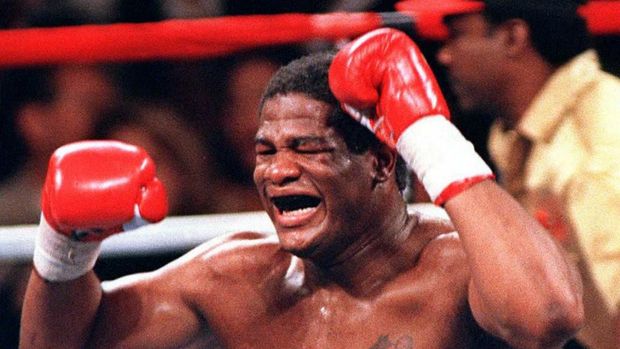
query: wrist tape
[
  {"left": 396, "top": 115, "right": 494, "bottom": 205},
  {"left": 33, "top": 215, "right": 101, "bottom": 282}
]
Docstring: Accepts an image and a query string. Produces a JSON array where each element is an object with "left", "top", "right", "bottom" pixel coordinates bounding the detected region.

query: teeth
[{"left": 282, "top": 207, "right": 316, "bottom": 216}]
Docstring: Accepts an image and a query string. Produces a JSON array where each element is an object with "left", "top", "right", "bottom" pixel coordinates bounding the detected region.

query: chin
[
  {"left": 275, "top": 227, "right": 323, "bottom": 259},
  {"left": 277, "top": 231, "right": 312, "bottom": 253}
]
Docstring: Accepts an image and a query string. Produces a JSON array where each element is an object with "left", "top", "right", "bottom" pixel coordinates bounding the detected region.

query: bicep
[
  {"left": 88, "top": 271, "right": 204, "bottom": 348},
  {"left": 467, "top": 279, "right": 503, "bottom": 339}
]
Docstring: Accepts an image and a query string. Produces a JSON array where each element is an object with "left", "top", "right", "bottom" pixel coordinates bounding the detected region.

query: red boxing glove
[
  {"left": 329, "top": 27, "right": 450, "bottom": 149},
  {"left": 34, "top": 140, "right": 168, "bottom": 281},
  {"left": 42, "top": 140, "right": 168, "bottom": 239},
  {"left": 329, "top": 28, "right": 493, "bottom": 205}
]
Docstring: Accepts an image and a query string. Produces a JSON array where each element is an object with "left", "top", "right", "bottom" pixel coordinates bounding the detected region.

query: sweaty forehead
[{"left": 258, "top": 93, "right": 333, "bottom": 133}]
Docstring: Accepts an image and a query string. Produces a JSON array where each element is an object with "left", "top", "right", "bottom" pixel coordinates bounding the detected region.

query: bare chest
[{"left": 211, "top": 285, "right": 498, "bottom": 349}]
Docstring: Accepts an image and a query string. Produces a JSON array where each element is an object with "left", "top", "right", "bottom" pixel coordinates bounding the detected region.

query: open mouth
[{"left": 272, "top": 195, "right": 322, "bottom": 216}]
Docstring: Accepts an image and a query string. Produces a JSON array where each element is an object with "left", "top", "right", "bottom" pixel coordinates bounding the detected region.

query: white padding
[
  {"left": 396, "top": 116, "right": 493, "bottom": 202},
  {"left": 32, "top": 215, "right": 101, "bottom": 282}
]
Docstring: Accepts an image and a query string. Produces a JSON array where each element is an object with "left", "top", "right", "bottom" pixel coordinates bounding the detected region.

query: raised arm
[
  {"left": 328, "top": 28, "right": 584, "bottom": 348},
  {"left": 444, "top": 181, "right": 583, "bottom": 348},
  {"left": 19, "top": 140, "right": 201, "bottom": 348}
]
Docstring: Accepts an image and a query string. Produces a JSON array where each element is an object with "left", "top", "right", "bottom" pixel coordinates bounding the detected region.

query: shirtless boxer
[{"left": 20, "top": 28, "right": 583, "bottom": 348}]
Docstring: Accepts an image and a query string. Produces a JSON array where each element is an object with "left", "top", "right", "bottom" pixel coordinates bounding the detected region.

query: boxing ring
[
  {"left": 0, "top": 0, "right": 618, "bottom": 263},
  {"left": 0, "top": 211, "right": 275, "bottom": 262},
  {"left": 0, "top": 205, "right": 450, "bottom": 263}
]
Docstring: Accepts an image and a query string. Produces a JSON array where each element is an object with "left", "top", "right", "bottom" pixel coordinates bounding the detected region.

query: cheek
[
  {"left": 454, "top": 56, "right": 482, "bottom": 79},
  {"left": 319, "top": 156, "right": 373, "bottom": 192},
  {"left": 300, "top": 155, "right": 350, "bottom": 179},
  {"left": 451, "top": 41, "right": 487, "bottom": 67}
]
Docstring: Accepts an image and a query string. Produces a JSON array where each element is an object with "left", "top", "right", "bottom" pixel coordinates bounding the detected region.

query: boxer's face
[
  {"left": 436, "top": 13, "right": 505, "bottom": 114},
  {"left": 254, "top": 93, "right": 377, "bottom": 261}
]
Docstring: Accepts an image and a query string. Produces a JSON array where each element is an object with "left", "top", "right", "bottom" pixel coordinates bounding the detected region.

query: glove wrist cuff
[
  {"left": 33, "top": 215, "right": 101, "bottom": 282},
  {"left": 396, "top": 116, "right": 494, "bottom": 205}
]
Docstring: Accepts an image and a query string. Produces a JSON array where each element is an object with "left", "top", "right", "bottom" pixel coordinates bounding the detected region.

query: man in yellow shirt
[{"left": 419, "top": 0, "right": 620, "bottom": 348}]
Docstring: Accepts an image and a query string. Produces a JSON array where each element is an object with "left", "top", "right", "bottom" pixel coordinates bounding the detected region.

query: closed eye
[
  {"left": 293, "top": 138, "right": 334, "bottom": 154},
  {"left": 296, "top": 147, "right": 333, "bottom": 154},
  {"left": 256, "top": 148, "right": 276, "bottom": 156},
  {"left": 255, "top": 140, "right": 275, "bottom": 155}
]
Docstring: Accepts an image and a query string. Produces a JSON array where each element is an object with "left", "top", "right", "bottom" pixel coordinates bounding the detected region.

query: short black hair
[
  {"left": 259, "top": 51, "right": 409, "bottom": 192},
  {"left": 483, "top": 0, "right": 591, "bottom": 66}
]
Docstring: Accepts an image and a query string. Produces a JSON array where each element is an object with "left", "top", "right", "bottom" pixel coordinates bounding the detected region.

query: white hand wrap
[
  {"left": 396, "top": 115, "right": 494, "bottom": 205},
  {"left": 33, "top": 215, "right": 101, "bottom": 282}
]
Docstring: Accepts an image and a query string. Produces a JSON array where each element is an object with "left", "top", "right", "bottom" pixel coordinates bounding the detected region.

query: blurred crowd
[{"left": 0, "top": 0, "right": 618, "bottom": 348}]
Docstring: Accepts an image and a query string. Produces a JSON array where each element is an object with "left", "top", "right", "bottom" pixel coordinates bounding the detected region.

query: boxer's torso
[{"left": 185, "top": 225, "right": 508, "bottom": 348}]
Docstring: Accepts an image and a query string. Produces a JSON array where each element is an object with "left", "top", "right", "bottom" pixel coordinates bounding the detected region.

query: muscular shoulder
[
  {"left": 169, "top": 232, "right": 290, "bottom": 284},
  {"left": 102, "top": 232, "right": 289, "bottom": 295},
  {"left": 420, "top": 231, "right": 468, "bottom": 275},
  {"left": 171, "top": 232, "right": 296, "bottom": 329},
  {"left": 409, "top": 206, "right": 470, "bottom": 281},
  {"left": 96, "top": 233, "right": 288, "bottom": 348},
  {"left": 408, "top": 203, "right": 455, "bottom": 240}
]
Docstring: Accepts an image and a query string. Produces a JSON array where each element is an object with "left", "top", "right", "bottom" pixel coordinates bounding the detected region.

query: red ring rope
[
  {"left": 0, "top": 13, "right": 382, "bottom": 67},
  {"left": 0, "top": 2, "right": 617, "bottom": 68}
]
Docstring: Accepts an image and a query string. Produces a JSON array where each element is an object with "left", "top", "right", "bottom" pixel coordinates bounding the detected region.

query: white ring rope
[
  {"left": 1, "top": 211, "right": 275, "bottom": 263},
  {"left": 0, "top": 204, "right": 447, "bottom": 263}
]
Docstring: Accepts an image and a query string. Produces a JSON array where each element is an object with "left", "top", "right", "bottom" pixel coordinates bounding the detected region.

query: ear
[
  {"left": 500, "top": 18, "right": 532, "bottom": 57},
  {"left": 371, "top": 143, "right": 397, "bottom": 186}
]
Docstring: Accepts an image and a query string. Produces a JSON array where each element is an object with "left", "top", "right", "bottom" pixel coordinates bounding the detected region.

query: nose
[{"left": 263, "top": 152, "right": 302, "bottom": 186}]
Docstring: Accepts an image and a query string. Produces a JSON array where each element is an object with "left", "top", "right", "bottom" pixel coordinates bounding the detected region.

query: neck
[
  {"left": 497, "top": 56, "right": 555, "bottom": 129},
  {"left": 307, "top": 206, "right": 425, "bottom": 297}
]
